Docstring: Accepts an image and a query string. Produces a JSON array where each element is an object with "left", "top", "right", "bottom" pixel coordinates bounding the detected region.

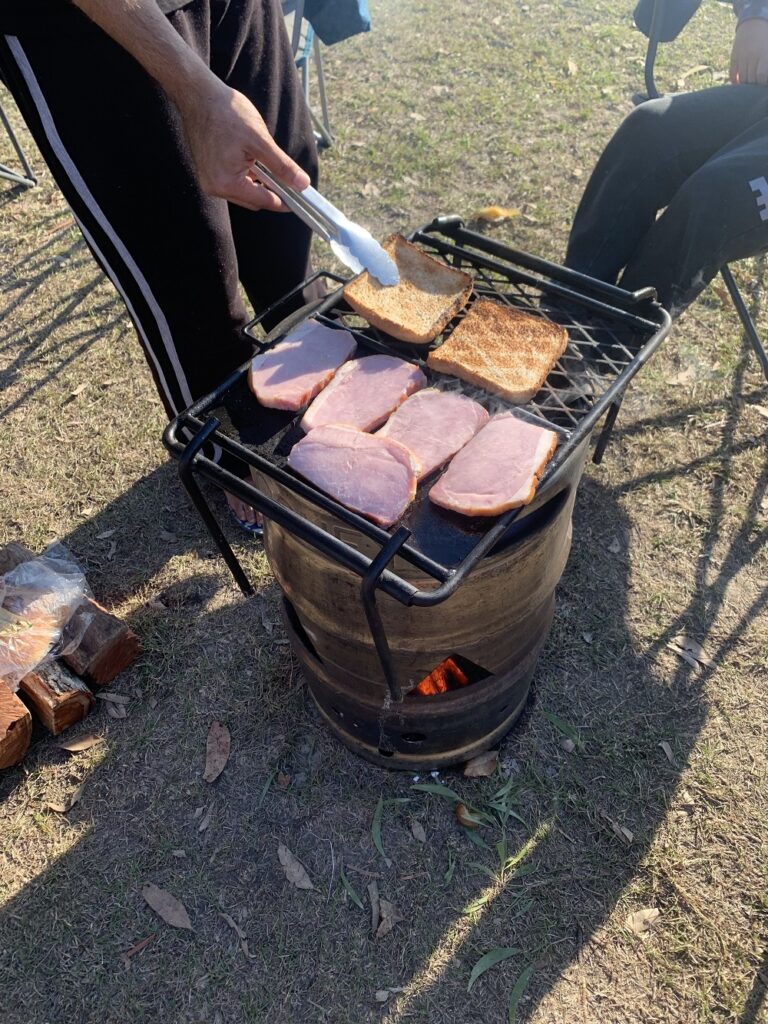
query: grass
[{"left": 1, "top": 0, "right": 767, "bottom": 1022}]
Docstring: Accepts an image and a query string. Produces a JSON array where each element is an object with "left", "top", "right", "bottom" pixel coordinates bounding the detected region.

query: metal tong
[{"left": 253, "top": 160, "right": 399, "bottom": 286}]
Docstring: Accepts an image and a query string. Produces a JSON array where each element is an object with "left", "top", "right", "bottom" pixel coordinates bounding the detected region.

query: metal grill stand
[{"left": 164, "top": 217, "right": 671, "bottom": 766}]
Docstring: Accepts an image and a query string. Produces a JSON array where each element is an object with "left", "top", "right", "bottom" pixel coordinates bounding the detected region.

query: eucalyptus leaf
[
  {"left": 467, "top": 947, "right": 519, "bottom": 992},
  {"left": 507, "top": 964, "right": 535, "bottom": 1023},
  {"left": 340, "top": 863, "right": 364, "bottom": 910}
]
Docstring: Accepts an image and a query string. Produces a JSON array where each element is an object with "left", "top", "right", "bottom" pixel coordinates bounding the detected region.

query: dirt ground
[{"left": 1, "top": 1, "right": 767, "bottom": 1022}]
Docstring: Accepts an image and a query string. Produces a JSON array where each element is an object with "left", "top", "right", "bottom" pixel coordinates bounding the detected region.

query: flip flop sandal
[{"left": 228, "top": 508, "right": 264, "bottom": 538}]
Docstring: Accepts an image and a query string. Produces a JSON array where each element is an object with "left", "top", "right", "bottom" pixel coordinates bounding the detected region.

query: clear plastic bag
[{"left": 0, "top": 544, "right": 91, "bottom": 690}]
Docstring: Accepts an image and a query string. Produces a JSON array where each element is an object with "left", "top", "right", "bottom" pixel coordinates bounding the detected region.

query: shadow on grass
[{"left": 0, "top": 344, "right": 765, "bottom": 1022}]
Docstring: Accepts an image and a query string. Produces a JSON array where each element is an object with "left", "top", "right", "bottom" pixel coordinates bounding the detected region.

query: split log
[
  {"left": 19, "top": 661, "right": 95, "bottom": 735},
  {"left": 0, "top": 680, "right": 32, "bottom": 768},
  {"left": 0, "top": 542, "right": 36, "bottom": 576},
  {"left": 62, "top": 600, "right": 141, "bottom": 686}
]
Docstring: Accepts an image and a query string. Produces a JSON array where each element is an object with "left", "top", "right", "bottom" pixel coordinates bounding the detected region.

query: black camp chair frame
[
  {"left": 642, "top": 0, "right": 768, "bottom": 379},
  {"left": 0, "top": 83, "right": 36, "bottom": 189}
]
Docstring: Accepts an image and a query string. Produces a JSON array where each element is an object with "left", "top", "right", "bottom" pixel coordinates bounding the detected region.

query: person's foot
[{"left": 225, "top": 491, "right": 264, "bottom": 536}]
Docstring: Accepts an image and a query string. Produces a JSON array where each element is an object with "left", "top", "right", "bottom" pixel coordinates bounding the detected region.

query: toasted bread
[
  {"left": 426, "top": 298, "right": 569, "bottom": 403},
  {"left": 342, "top": 234, "right": 473, "bottom": 345}
]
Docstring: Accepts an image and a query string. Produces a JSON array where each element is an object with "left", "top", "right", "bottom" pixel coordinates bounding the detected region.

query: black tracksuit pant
[
  {"left": 0, "top": 0, "right": 318, "bottom": 420},
  {"left": 566, "top": 84, "right": 768, "bottom": 317}
]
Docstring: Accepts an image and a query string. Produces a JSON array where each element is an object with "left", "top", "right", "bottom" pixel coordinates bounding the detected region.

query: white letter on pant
[{"left": 749, "top": 176, "right": 768, "bottom": 221}]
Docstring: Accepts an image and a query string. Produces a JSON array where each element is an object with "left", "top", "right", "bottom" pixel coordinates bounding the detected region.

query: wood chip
[
  {"left": 142, "top": 883, "right": 193, "bottom": 930},
  {"left": 277, "top": 843, "right": 315, "bottom": 890},
  {"left": 120, "top": 933, "right": 154, "bottom": 967},
  {"left": 203, "top": 721, "right": 231, "bottom": 783}
]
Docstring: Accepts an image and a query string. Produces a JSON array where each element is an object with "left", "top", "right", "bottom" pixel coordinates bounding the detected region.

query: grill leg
[
  {"left": 179, "top": 421, "right": 255, "bottom": 597},
  {"left": 592, "top": 398, "right": 623, "bottom": 465},
  {"left": 721, "top": 264, "right": 768, "bottom": 381},
  {"left": 361, "top": 528, "right": 411, "bottom": 705}
]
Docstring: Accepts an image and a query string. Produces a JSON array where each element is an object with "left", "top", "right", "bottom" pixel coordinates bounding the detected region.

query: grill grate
[{"left": 164, "top": 216, "right": 671, "bottom": 608}]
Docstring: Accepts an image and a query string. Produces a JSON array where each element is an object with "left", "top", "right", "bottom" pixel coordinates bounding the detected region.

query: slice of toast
[
  {"left": 426, "top": 298, "right": 569, "bottom": 403},
  {"left": 342, "top": 234, "right": 473, "bottom": 345}
]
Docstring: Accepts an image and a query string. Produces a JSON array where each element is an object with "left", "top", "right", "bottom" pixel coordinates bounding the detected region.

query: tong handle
[{"left": 252, "top": 161, "right": 333, "bottom": 243}]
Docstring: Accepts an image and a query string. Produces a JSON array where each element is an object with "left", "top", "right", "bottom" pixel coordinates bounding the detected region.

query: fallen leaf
[
  {"left": 105, "top": 702, "right": 127, "bottom": 720},
  {"left": 277, "top": 843, "right": 315, "bottom": 890},
  {"left": 96, "top": 528, "right": 116, "bottom": 540},
  {"left": 507, "top": 965, "right": 535, "bottom": 1023},
  {"left": 410, "top": 820, "right": 427, "bottom": 843},
  {"left": 172, "top": 849, "right": 186, "bottom": 858},
  {"left": 361, "top": 181, "right": 380, "bottom": 198},
  {"left": 198, "top": 802, "right": 214, "bottom": 833},
  {"left": 566, "top": 59, "right": 578, "bottom": 76},
  {"left": 608, "top": 536, "right": 622, "bottom": 554},
  {"left": 455, "top": 803, "right": 484, "bottom": 829},
  {"left": 473, "top": 205, "right": 519, "bottom": 224},
  {"left": 467, "top": 947, "right": 520, "bottom": 992},
  {"left": 751, "top": 404, "right": 768, "bottom": 419},
  {"left": 120, "top": 934, "right": 154, "bottom": 966},
  {"left": 340, "top": 863, "right": 364, "bottom": 909},
  {"left": 58, "top": 733, "right": 103, "bottom": 753},
  {"left": 277, "top": 771, "right": 291, "bottom": 789},
  {"left": 464, "top": 749, "right": 498, "bottom": 778},
  {"left": 374, "top": 991, "right": 390, "bottom": 1003},
  {"left": 375, "top": 899, "right": 404, "bottom": 939},
  {"left": 658, "top": 740, "right": 675, "bottom": 765},
  {"left": 220, "top": 912, "right": 257, "bottom": 959},
  {"left": 670, "top": 634, "right": 714, "bottom": 668},
  {"left": 96, "top": 692, "right": 131, "bottom": 704},
  {"left": 598, "top": 808, "right": 633, "bottom": 844},
  {"left": 560, "top": 738, "right": 576, "bottom": 754},
  {"left": 70, "top": 382, "right": 88, "bottom": 398},
  {"left": 203, "top": 721, "right": 231, "bottom": 783},
  {"left": 368, "top": 880, "right": 380, "bottom": 934},
  {"left": 142, "top": 883, "right": 193, "bottom": 930},
  {"left": 47, "top": 782, "right": 85, "bottom": 814},
  {"left": 582, "top": 632, "right": 593, "bottom": 644},
  {"left": 147, "top": 596, "right": 167, "bottom": 610},
  {"left": 625, "top": 907, "right": 660, "bottom": 937}
]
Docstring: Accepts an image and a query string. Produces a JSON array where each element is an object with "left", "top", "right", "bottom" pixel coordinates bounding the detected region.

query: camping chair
[
  {"left": 637, "top": 0, "right": 768, "bottom": 379},
  {"left": 283, "top": 0, "right": 334, "bottom": 149},
  {"left": 0, "top": 83, "right": 36, "bottom": 188}
]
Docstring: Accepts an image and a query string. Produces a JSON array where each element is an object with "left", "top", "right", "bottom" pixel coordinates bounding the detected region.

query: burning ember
[{"left": 412, "top": 657, "right": 471, "bottom": 697}]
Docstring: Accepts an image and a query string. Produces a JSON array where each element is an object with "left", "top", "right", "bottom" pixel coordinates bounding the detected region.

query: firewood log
[
  {"left": 19, "top": 661, "right": 95, "bottom": 735},
  {"left": 0, "top": 680, "right": 32, "bottom": 768},
  {"left": 62, "top": 599, "right": 141, "bottom": 686}
]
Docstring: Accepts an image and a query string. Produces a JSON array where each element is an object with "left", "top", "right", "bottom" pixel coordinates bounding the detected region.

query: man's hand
[
  {"left": 72, "top": 0, "right": 307, "bottom": 211},
  {"left": 175, "top": 80, "right": 309, "bottom": 211},
  {"left": 730, "top": 20, "right": 768, "bottom": 84}
]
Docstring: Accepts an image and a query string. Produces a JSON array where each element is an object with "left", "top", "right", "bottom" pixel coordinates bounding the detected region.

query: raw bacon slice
[
  {"left": 377, "top": 388, "right": 489, "bottom": 480},
  {"left": 428, "top": 412, "right": 558, "bottom": 517},
  {"left": 300, "top": 354, "right": 426, "bottom": 433},
  {"left": 248, "top": 319, "right": 357, "bottom": 411},
  {"left": 288, "top": 424, "right": 419, "bottom": 527}
]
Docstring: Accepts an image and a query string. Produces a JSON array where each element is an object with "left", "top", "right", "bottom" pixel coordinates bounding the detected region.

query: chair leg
[
  {"left": 720, "top": 264, "right": 768, "bottom": 381},
  {"left": 312, "top": 35, "right": 333, "bottom": 147},
  {"left": 0, "top": 100, "right": 36, "bottom": 188}
]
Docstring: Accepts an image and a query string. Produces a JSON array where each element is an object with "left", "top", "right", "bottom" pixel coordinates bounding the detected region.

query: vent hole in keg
[{"left": 401, "top": 732, "right": 427, "bottom": 744}]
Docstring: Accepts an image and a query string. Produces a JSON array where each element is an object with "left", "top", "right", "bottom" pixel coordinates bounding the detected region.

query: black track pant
[
  {"left": 566, "top": 85, "right": 768, "bottom": 317},
  {"left": 0, "top": 0, "right": 318, "bottom": 420}
]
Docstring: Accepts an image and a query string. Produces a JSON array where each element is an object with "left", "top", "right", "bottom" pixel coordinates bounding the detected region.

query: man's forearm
[{"left": 71, "top": 0, "right": 218, "bottom": 107}]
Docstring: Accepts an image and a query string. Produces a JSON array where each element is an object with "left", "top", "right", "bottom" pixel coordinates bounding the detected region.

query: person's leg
[
  {"left": 565, "top": 85, "right": 768, "bottom": 288},
  {"left": 0, "top": 3, "right": 252, "bottom": 422},
  {"left": 209, "top": 0, "right": 320, "bottom": 330},
  {"left": 619, "top": 117, "right": 768, "bottom": 315}
]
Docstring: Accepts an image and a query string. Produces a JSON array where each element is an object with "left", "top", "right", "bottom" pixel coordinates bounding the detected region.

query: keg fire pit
[{"left": 163, "top": 217, "right": 670, "bottom": 769}]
